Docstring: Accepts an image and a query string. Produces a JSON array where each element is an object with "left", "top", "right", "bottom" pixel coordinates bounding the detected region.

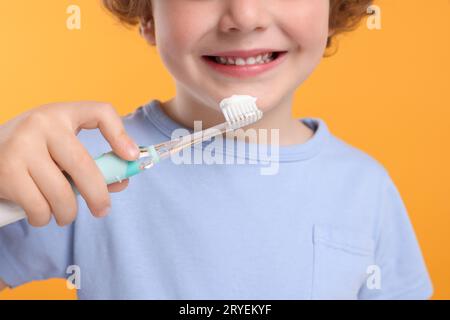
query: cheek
[
  {"left": 283, "top": 1, "right": 330, "bottom": 52},
  {"left": 155, "top": 15, "right": 193, "bottom": 54},
  {"left": 154, "top": 2, "right": 213, "bottom": 57},
  {"left": 153, "top": 4, "right": 210, "bottom": 76}
]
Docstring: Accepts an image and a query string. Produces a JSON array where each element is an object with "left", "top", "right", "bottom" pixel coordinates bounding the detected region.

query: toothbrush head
[{"left": 219, "top": 95, "right": 263, "bottom": 130}]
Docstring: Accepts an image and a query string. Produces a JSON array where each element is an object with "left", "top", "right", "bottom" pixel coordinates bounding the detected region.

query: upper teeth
[{"left": 214, "top": 53, "right": 274, "bottom": 65}]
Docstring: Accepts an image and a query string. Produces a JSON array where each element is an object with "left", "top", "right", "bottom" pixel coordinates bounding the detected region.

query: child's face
[{"left": 147, "top": 0, "right": 330, "bottom": 112}]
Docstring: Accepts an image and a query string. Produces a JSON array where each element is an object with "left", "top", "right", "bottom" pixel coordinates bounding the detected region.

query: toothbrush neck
[{"left": 160, "top": 90, "right": 313, "bottom": 146}]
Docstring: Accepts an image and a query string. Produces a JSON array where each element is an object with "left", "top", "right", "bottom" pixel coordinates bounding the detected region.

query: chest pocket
[{"left": 311, "top": 224, "right": 375, "bottom": 299}]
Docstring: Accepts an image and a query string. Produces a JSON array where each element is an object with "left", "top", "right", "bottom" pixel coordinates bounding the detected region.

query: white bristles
[{"left": 219, "top": 95, "right": 263, "bottom": 129}]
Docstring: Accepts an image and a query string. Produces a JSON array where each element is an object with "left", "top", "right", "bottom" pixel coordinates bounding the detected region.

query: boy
[{"left": 0, "top": 0, "right": 432, "bottom": 299}]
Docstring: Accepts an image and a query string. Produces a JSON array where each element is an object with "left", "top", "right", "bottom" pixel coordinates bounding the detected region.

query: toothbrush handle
[
  {"left": 70, "top": 151, "right": 142, "bottom": 195},
  {"left": 0, "top": 152, "right": 144, "bottom": 228},
  {"left": 0, "top": 200, "right": 27, "bottom": 227}
]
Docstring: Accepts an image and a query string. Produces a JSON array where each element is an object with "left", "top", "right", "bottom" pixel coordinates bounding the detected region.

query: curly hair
[{"left": 102, "top": 0, "right": 373, "bottom": 49}]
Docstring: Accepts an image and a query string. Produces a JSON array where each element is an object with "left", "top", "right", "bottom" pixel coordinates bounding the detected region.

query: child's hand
[{"left": 0, "top": 102, "right": 140, "bottom": 227}]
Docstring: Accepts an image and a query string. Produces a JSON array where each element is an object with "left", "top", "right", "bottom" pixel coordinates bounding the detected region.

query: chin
[{"left": 244, "top": 95, "right": 282, "bottom": 114}]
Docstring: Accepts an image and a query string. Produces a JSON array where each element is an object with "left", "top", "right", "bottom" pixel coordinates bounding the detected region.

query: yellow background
[{"left": 0, "top": 0, "right": 449, "bottom": 299}]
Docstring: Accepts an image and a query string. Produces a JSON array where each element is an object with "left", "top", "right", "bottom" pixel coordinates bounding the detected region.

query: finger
[
  {"left": 68, "top": 102, "right": 140, "bottom": 161},
  {"left": 8, "top": 171, "right": 53, "bottom": 227},
  {"left": 107, "top": 179, "right": 129, "bottom": 193},
  {"left": 28, "top": 151, "right": 78, "bottom": 226},
  {"left": 47, "top": 132, "right": 111, "bottom": 218}
]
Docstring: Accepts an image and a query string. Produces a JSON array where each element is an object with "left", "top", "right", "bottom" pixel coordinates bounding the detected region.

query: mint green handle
[
  {"left": 95, "top": 152, "right": 141, "bottom": 183},
  {"left": 69, "top": 152, "right": 142, "bottom": 195}
]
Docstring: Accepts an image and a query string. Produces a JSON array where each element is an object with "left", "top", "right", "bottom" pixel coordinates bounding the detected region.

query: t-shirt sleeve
[
  {"left": 0, "top": 218, "right": 74, "bottom": 288},
  {"left": 358, "top": 170, "right": 433, "bottom": 299}
]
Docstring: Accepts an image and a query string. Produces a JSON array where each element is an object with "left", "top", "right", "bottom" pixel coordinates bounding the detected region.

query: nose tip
[{"left": 219, "top": 1, "right": 270, "bottom": 34}]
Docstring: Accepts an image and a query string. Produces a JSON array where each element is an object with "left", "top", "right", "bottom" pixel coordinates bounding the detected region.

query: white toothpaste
[{"left": 219, "top": 95, "right": 258, "bottom": 111}]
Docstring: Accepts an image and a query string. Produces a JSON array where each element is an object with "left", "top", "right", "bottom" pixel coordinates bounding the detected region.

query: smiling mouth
[{"left": 202, "top": 51, "right": 287, "bottom": 66}]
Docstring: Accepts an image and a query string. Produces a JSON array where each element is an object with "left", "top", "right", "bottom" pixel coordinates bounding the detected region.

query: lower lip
[{"left": 201, "top": 52, "right": 288, "bottom": 79}]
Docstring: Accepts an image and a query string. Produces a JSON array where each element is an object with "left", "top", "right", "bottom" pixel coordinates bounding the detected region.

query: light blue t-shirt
[{"left": 0, "top": 100, "right": 433, "bottom": 299}]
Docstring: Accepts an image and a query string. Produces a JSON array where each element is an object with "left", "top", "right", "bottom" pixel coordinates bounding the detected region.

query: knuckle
[
  {"left": 0, "top": 155, "right": 20, "bottom": 180},
  {"left": 97, "top": 103, "right": 122, "bottom": 125},
  {"left": 3, "top": 120, "right": 47, "bottom": 152},
  {"left": 97, "top": 102, "right": 116, "bottom": 115},
  {"left": 1, "top": 129, "right": 32, "bottom": 152},
  {"left": 8, "top": 133, "right": 33, "bottom": 151},
  {"left": 21, "top": 111, "right": 50, "bottom": 129}
]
